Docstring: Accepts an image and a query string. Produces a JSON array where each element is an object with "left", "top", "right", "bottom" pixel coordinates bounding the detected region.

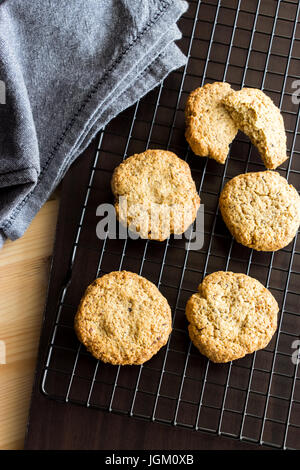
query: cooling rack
[{"left": 40, "top": 0, "right": 300, "bottom": 449}]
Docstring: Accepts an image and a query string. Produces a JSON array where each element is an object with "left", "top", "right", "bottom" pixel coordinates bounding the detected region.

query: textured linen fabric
[{"left": 0, "top": 0, "right": 188, "bottom": 246}]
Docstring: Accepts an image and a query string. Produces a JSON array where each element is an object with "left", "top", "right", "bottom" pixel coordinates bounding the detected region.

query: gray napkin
[{"left": 0, "top": 0, "right": 188, "bottom": 247}]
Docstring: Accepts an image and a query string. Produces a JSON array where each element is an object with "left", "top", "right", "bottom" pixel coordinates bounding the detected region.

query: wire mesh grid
[{"left": 40, "top": 0, "right": 300, "bottom": 449}]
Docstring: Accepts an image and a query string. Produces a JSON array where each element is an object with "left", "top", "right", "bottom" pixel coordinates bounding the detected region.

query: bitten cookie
[
  {"left": 222, "top": 88, "right": 288, "bottom": 169},
  {"left": 186, "top": 271, "right": 278, "bottom": 363},
  {"left": 75, "top": 271, "right": 172, "bottom": 365},
  {"left": 185, "top": 82, "right": 238, "bottom": 164},
  {"left": 111, "top": 149, "right": 200, "bottom": 241},
  {"left": 219, "top": 171, "right": 300, "bottom": 251}
]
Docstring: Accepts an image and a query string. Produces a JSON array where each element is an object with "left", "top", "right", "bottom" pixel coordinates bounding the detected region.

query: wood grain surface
[{"left": 0, "top": 198, "right": 59, "bottom": 450}]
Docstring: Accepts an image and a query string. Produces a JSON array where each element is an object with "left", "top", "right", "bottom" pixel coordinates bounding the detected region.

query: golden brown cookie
[
  {"left": 185, "top": 82, "right": 238, "bottom": 164},
  {"left": 219, "top": 171, "right": 300, "bottom": 251},
  {"left": 111, "top": 149, "right": 200, "bottom": 241},
  {"left": 75, "top": 271, "right": 172, "bottom": 365},
  {"left": 186, "top": 271, "right": 278, "bottom": 363},
  {"left": 222, "top": 88, "right": 288, "bottom": 169}
]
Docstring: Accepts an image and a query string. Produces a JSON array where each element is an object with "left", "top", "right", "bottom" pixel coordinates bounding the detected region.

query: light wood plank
[{"left": 0, "top": 199, "right": 59, "bottom": 450}]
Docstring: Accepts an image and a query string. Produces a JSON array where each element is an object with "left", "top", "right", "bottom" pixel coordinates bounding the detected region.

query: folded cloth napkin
[{"left": 0, "top": 0, "right": 188, "bottom": 247}]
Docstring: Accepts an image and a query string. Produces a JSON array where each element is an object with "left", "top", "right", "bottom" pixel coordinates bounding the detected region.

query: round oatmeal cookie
[
  {"left": 75, "top": 271, "right": 172, "bottom": 365},
  {"left": 186, "top": 271, "right": 279, "bottom": 363},
  {"left": 185, "top": 82, "right": 238, "bottom": 164},
  {"left": 111, "top": 149, "right": 200, "bottom": 241},
  {"left": 222, "top": 88, "right": 287, "bottom": 169},
  {"left": 219, "top": 171, "right": 300, "bottom": 251}
]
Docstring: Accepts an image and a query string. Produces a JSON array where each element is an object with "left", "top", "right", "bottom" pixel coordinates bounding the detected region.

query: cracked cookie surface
[
  {"left": 219, "top": 171, "right": 300, "bottom": 251},
  {"left": 186, "top": 271, "right": 278, "bottom": 363},
  {"left": 75, "top": 271, "right": 172, "bottom": 365},
  {"left": 223, "top": 88, "right": 287, "bottom": 169},
  {"left": 185, "top": 82, "right": 238, "bottom": 164},
  {"left": 111, "top": 149, "right": 200, "bottom": 241}
]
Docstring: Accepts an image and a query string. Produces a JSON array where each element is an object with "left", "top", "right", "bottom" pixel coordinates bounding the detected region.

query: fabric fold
[{"left": 0, "top": 0, "right": 188, "bottom": 243}]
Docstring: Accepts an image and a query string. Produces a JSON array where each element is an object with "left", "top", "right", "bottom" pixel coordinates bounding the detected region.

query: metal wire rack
[{"left": 40, "top": 0, "right": 300, "bottom": 449}]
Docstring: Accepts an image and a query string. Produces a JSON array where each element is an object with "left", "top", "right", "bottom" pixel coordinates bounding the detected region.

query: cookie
[
  {"left": 75, "top": 271, "right": 172, "bottom": 365},
  {"left": 185, "top": 82, "right": 238, "bottom": 164},
  {"left": 222, "top": 88, "right": 288, "bottom": 169},
  {"left": 219, "top": 171, "right": 300, "bottom": 251},
  {"left": 186, "top": 271, "right": 278, "bottom": 363},
  {"left": 111, "top": 149, "right": 200, "bottom": 241}
]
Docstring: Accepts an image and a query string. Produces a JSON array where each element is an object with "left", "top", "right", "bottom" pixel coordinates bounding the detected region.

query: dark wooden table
[
  {"left": 23, "top": 0, "right": 300, "bottom": 450},
  {"left": 24, "top": 142, "right": 257, "bottom": 451}
]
